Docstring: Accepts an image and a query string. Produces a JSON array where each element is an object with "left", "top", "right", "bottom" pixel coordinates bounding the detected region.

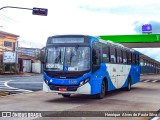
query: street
[
  {"left": 0, "top": 74, "right": 43, "bottom": 94},
  {"left": 0, "top": 74, "right": 160, "bottom": 120},
  {"left": 0, "top": 74, "right": 160, "bottom": 95}
]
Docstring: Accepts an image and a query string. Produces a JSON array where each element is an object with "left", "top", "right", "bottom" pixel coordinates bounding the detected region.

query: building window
[{"left": 4, "top": 41, "right": 12, "bottom": 47}]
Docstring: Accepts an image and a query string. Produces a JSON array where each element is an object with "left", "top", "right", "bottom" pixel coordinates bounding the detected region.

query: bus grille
[
  {"left": 49, "top": 84, "right": 78, "bottom": 91},
  {"left": 45, "top": 71, "right": 87, "bottom": 79}
]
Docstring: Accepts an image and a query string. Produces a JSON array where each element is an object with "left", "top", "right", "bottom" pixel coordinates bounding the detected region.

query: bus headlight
[
  {"left": 79, "top": 78, "right": 90, "bottom": 87},
  {"left": 50, "top": 79, "right": 53, "bottom": 82}
]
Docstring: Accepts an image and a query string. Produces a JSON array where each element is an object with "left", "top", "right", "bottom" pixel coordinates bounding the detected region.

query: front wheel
[{"left": 96, "top": 80, "right": 106, "bottom": 99}]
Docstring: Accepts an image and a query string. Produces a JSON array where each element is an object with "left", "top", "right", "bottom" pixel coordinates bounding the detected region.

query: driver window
[{"left": 92, "top": 42, "right": 101, "bottom": 65}]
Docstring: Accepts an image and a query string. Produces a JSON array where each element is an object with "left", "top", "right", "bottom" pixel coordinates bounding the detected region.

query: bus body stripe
[{"left": 106, "top": 64, "right": 131, "bottom": 89}]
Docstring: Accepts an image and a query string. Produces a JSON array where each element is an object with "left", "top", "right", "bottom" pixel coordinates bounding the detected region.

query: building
[
  {"left": 0, "top": 30, "right": 19, "bottom": 63},
  {"left": 17, "top": 47, "right": 41, "bottom": 72}
]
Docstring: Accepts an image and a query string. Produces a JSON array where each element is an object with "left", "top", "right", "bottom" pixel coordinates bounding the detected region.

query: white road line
[
  {"left": 152, "top": 80, "right": 158, "bottom": 83},
  {"left": 0, "top": 87, "right": 18, "bottom": 89},
  {"left": 151, "top": 117, "right": 160, "bottom": 120},
  {"left": 143, "top": 80, "right": 150, "bottom": 82},
  {"left": 4, "top": 80, "right": 32, "bottom": 92},
  {"left": 1, "top": 80, "right": 41, "bottom": 93},
  {"left": 9, "top": 82, "right": 43, "bottom": 84},
  {"left": 0, "top": 86, "right": 11, "bottom": 88},
  {"left": 0, "top": 89, "right": 33, "bottom": 92}
]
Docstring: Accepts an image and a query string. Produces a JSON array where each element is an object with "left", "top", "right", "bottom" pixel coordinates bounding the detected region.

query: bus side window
[
  {"left": 132, "top": 54, "right": 136, "bottom": 65},
  {"left": 92, "top": 48, "right": 101, "bottom": 65},
  {"left": 127, "top": 52, "right": 132, "bottom": 64},
  {"left": 136, "top": 54, "right": 140, "bottom": 65},
  {"left": 122, "top": 51, "right": 127, "bottom": 64},
  {"left": 102, "top": 45, "right": 109, "bottom": 63},
  {"left": 110, "top": 46, "right": 116, "bottom": 63},
  {"left": 116, "top": 48, "right": 122, "bottom": 64}
]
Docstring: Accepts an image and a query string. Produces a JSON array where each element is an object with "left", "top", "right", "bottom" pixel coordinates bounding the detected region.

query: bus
[{"left": 42, "top": 35, "right": 140, "bottom": 99}]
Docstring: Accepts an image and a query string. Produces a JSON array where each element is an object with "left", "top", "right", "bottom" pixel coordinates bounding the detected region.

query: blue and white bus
[{"left": 42, "top": 35, "right": 140, "bottom": 99}]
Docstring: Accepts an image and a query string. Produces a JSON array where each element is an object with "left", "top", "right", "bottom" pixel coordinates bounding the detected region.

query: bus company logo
[
  {"left": 142, "top": 24, "right": 152, "bottom": 33},
  {"left": 2, "top": 112, "right": 11, "bottom": 117}
]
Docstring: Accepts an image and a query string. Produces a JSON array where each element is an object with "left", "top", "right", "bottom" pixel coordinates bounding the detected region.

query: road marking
[
  {"left": 0, "top": 86, "right": 12, "bottom": 88},
  {"left": 0, "top": 80, "right": 32, "bottom": 93},
  {"left": 0, "top": 89, "right": 32, "bottom": 92},
  {"left": 143, "top": 80, "right": 150, "bottom": 82},
  {"left": 9, "top": 82, "right": 43, "bottom": 84},
  {"left": 151, "top": 117, "right": 160, "bottom": 120},
  {"left": 152, "top": 80, "right": 158, "bottom": 83},
  {"left": 5, "top": 80, "right": 32, "bottom": 92}
]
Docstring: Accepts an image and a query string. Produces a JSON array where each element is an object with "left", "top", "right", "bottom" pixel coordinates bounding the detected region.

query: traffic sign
[{"left": 32, "top": 7, "right": 48, "bottom": 16}]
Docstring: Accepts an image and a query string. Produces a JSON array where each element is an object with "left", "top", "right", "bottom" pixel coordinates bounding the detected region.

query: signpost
[{"left": 3, "top": 52, "right": 17, "bottom": 63}]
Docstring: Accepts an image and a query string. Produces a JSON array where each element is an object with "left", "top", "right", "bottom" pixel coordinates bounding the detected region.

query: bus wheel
[
  {"left": 96, "top": 80, "right": 106, "bottom": 99},
  {"left": 62, "top": 94, "right": 71, "bottom": 98},
  {"left": 126, "top": 77, "right": 131, "bottom": 91}
]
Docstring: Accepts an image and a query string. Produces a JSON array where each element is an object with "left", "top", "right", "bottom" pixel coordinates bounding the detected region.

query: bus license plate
[{"left": 59, "top": 87, "right": 67, "bottom": 91}]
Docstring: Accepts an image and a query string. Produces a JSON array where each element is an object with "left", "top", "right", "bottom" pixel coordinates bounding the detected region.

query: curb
[
  {"left": 0, "top": 91, "right": 43, "bottom": 98},
  {"left": 0, "top": 91, "right": 9, "bottom": 96}
]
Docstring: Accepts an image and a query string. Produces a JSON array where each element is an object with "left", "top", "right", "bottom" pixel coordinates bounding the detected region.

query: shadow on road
[{"left": 44, "top": 87, "right": 140, "bottom": 104}]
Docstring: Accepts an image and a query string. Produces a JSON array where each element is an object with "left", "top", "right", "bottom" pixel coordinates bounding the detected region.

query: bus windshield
[{"left": 46, "top": 46, "right": 90, "bottom": 71}]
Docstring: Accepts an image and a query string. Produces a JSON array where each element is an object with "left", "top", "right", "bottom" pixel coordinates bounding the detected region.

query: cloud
[
  {"left": 133, "top": 21, "right": 160, "bottom": 34},
  {"left": 79, "top": 1, "right": 160, "bottom": 16},
  {"left": 133, "top": 21, "right": 160, "bottom": 62}
]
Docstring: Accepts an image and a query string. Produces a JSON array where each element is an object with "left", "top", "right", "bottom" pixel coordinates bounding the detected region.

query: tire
[
  {"left": 62, "top": 94, "right": 71, "bottom": 98},
  {"left": 96, "top": 80, "right": 106, "bottom": 99},
  {"left": 126, "top": 77, "right": 131, "bottom": 91}
]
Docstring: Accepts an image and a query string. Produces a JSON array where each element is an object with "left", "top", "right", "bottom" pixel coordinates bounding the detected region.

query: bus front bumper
[{"left": 43, "top": 81, "right": 91, "bottom": 95}]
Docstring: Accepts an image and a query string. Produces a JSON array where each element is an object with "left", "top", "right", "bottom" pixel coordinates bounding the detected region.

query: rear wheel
[
  {"left": 62, "top": 94, "right": 71, "bottom": 98},
  {"left": 96, "top": 80, "right": 106, "bottom": 99},
  {"left": 126, "top": 77, "right": 131, "bottom": 91}
]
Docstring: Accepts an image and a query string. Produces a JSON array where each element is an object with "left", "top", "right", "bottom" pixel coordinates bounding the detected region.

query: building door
[{"left": 23, "top": 60, "right": 31, "bottom": 72}]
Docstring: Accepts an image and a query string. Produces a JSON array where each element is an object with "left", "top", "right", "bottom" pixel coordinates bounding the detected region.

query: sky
[{"left": 0, "top": 0, "right": 160, "bottom": 61}]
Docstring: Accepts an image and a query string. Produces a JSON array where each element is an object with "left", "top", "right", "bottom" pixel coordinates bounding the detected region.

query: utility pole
[{"left": 0, "top": 6, "right": 48, "bottom": 74}]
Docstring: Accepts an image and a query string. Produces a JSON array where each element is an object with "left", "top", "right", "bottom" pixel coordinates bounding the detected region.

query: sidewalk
[
  {"left": 140, "top": 74, "right": 160, "bottom": 80},
  {"left": 0, "top": 72, "right": 42, "bottom": 78}
]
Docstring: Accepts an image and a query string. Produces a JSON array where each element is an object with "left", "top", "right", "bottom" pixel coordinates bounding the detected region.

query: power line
[{"left": 0, "top": 6, "right": 32, "bottom": 11}]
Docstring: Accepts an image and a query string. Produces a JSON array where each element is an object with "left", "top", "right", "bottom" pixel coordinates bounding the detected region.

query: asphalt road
[
  {"left": 0, "top": 74, "right": 160, "bottom": 95},
  {"left": 0, "top": 74, "right": 43, "bottom": 94},
  {"left": 0, "top": 80, "right": 160, "bottom": 120},
  {"left": 0, "top": 74, "right": 160, "bottom": 120}
]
